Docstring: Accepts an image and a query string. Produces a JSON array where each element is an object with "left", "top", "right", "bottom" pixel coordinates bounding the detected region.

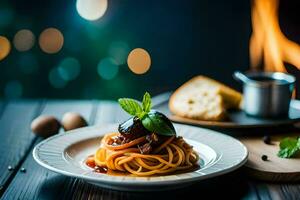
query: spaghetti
[{"left": 87, "top": 132, "right": 199, "bottom": 176}]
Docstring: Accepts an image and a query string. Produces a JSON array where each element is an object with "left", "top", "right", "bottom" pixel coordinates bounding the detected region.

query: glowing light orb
[
  {"left": 108, "top": 41, "right": 130, "bottom": 65},
  {"left": 127, "top": 48, "right": 151, "bottom": 74},
  {"left": 13, "top": 29, "right": 35, "bottom": 51},
  {"left": 97, "top": 58, "right": 118, "bottom": 80},
  {"left": 39, "top": 28, "right": 64, "bottom": 54},
  {"left": 0, "top": 36, "right": 11, "bottom": 61},
  {"left": 49, "top": 67, "right": 67, "bottom": 88},
  {"left": 76, "top": 0, "right": 108, "bottom": 21},
  {"left": 57, "top": 57, "right": 81, "bottom": 81}
]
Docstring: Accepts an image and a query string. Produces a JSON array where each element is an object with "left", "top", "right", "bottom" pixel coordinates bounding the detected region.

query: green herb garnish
[
  {"left": 141, "top": 111, "right": 176, "bottom": 136},
  {"left": 142, "top": 92, "right": 151, "bottom": 113},
  {"left": 277, "top": 137, "right": 300, "bottom": 158},
  {"left": 118, "top": 92, "right": 151, "bottom": 119},
  {"left": 118, "top": 92, "right": 176, "bottom": 136}
]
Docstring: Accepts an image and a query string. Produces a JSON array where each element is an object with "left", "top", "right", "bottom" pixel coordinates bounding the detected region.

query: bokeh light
[
  {"left": 0, "top": 36, "right": 11, "bottom": 61},
  {"left": 97, "top": 58, "right": 119, "bottom": 80},
  {"left": 13, "top": 29, "right": 35, "bottom": 51},
  {"left": 4, "top": 80, "right": 23, "bottom": 99},
  {"left": 108, "top": 41, "right": 130, "bottom": 65},
  {"left": 57, "top": 57, "right": 81, "bottom": 81},
  {"left": 18, "top": 53, "right": 39, "bottom": 74},
  {"left": 49, "top": 67, "right": 67, "bottom": 88},
  {"left": 76, "top": 0, "right": 108, "bottom": 21},
  {"left": 39, "top": 28, "right": 64, "bottom": 54},
  {"left": 127, "top": 48, "right": 151, "bottom": 74}
]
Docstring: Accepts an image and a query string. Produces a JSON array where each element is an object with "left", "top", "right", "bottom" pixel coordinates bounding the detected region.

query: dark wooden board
[
  {"left": 0, "top": 100, "right": 43, "bottom": 194},
  {"left": 2, "top": 98, "right": 257, "bottom": 200},
  {"left": 1, "top": 95, "right": 300, "bottom": 199},
  {"left": 0, "top": 101, "right": 6, "bottom": 118},
  {"left": 240, "top": 133, "right": 300, "bottom": 182},
  {"left": 52, "top": 101, "right": 122, "bottom": 200},
  {"left": 1, "top": 98, "right": 168, "bottom": 199},
  {"left": 266, "top": 183, "right": 300, "bottom": 199},
  {"left": 1, "top": 100, "right": 95, "bottom": 200}
]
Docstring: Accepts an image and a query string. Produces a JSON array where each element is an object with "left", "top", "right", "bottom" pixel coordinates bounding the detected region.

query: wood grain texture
[
  {"left": 0, "top": 101, "right": 6, "bottom": 119},
  {"left": 267, "top": 184, "right": 300, "bottom": 200},
  {"left": 253, "top": 182, "right": 272, "bottom": 200},
  {"left": 240, "top": 133, "right": 300, "bottom": 182},
  {"left": 1, "top": 100, "right": 96, "bottom": 200},
  {"left": 0, "top": 100, "right": 43, "bottom": 195},
  {"left": 45, "top": 98, "right": 170, "bottom": 200},
  {"left": 52, "top": 101, "right": 125, "bottom": 200},
  {"left": 0, "top": 95, "right": 260, "bottom": 200},
  {"left": 4, "top": 95, "right": 300, "bottom": 199},
  {"left": 67, "top": 169, "right": 251, "bottom": 200}
]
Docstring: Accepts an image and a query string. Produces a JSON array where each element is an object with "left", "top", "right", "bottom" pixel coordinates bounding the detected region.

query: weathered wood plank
[
  {"left": 23, "top": 97, "right": 255, "bottom": 200},
  {"left": 0, "top": 95, "right": 274, "bottom": 200},
  {"left": 267, "top": 183, "right": 300, "bottom": 200},
  {"left": 64, "top": 101, "right": 126, "bottom": 200},
  {"left": 0, "top": 100, "right": 42, "bottom": 195},
  {"left": 40, "top": 100, "right": 96, "bottom": 124},
  {"left": 1, "top": 100, "right": 96, "bottom": 200},
  {"left": 94, "top": 101, "right": 121, "bottom": 125},
  {"left": 151, "top": 92, "right": 171, "bottom": 109},
  {"left": 253, "top": 183, "right": 272, "bottom": 200},
  {"left": 241, "top": 182, "right": 260, "bottom": 200},
  {"left": 0, "top": 101, "right": 6, "bottom": 119},
  {"left": 68, "top": 169, "right": 252, "bottom": 199},
  {"left": 2, "top": 100, "right": 130, "bottom": 200}
]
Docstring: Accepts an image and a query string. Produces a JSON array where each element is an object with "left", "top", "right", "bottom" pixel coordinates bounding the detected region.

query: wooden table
[{"left": 0, "top": 93, "right": 299, "bottom": 200}]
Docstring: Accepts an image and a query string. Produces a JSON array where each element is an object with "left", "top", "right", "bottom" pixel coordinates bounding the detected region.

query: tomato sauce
[{"left": 85, "top": 155, "right": 108, "bottom": 174}]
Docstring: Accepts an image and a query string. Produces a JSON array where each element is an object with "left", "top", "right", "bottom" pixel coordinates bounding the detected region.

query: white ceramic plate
[{"left": 33, "top": 123, "right": 248, "bottom": 191}]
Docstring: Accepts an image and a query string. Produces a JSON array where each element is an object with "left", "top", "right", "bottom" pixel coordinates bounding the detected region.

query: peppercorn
[{"left": 261, "top": 155, "right": 268, "bottom": 161}]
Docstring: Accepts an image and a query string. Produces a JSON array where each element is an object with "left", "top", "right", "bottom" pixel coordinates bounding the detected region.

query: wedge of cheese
[{"left": 169, "top": 76, "right": 242, "bottom": 121}]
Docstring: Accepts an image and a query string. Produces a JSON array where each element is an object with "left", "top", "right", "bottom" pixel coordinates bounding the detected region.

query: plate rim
[{"left": 33, "top": 123, "right": 248, "bottom": 186}]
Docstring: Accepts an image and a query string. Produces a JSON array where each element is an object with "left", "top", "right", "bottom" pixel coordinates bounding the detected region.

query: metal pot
[{"left": 234, "top": 71, "right": 296, "bottom": 118}]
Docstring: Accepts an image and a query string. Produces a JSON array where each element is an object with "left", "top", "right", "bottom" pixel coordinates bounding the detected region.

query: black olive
[{"left": 118, "top": 117, "right": 151, "bottom": 139}]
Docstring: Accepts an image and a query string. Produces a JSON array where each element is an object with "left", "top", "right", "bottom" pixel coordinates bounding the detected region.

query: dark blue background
[{"left": 0, "top": 0, "right": 258, "bottom": 99}]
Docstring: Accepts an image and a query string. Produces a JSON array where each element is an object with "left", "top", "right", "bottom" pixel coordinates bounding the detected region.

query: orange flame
[{"left": 250, "top": 0, "right": 300, "bottom": 72}]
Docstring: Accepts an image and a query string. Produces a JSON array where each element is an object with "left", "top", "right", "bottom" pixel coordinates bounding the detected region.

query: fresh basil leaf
[
  {"left": 279, "top": 137, "right": 298, "bottom": 149},
  {"left": 142, "top": 92, "right": 151, "bottom": 113},
  {"left": 297, "top": 137, "right": 300, "bottom": 147},
  {"left": 137, "top": 111, "right": 147, "bottom": 119},
  {"left": 118, "top": 98, "right": 143, "bottom": 116},
  {"left": 142, "top": 111, "right": 176, "bottom": 136},
  {"left": 277, "top": 137, "right": 300, "bottom": 158},
  {"left": 278, "top": 147, "right": 299, "bottom": 158}
]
